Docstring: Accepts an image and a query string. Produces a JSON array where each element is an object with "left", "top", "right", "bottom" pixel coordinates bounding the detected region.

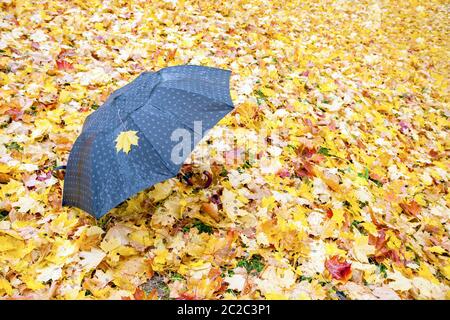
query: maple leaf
[
  {"left": 147, "top": 180, "right": 173, "bottom": 202},
  {"left": 5, "top": 107, "right": 23, "bottom": 121},
  {"left": 56, "top": 59, "right": 74, "bottom": 71},
  {"left": 399, "top": 200, "right": 421, "bottom": 216},
  {"left": 325, "top": 256, "right": 352, "bottom": 282},
  {"left": 78, "top": 249, "right": 106, "bottom": 271},
  {"left": 387, "top": 271, "right": 412, "bottom": 291},
  {"left": 294, "top": 160, "right": 316, "bottom": 178},
  {"left": 352, "top": 235, "right": 375, "bottom": 263},
  {"left": 115, "top": 131, "right": 139, "bottom": 154}
]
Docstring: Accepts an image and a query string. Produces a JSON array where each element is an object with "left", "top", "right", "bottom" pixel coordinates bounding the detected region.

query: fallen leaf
[
  {"left": 325, "top": 256, "right": 352, "bottom": 282},
  {"left": 115, "top": 131, "right": 139, "bottom": 154}
]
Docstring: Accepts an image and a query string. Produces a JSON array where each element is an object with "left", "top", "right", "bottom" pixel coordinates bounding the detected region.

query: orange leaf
[
  {"left": 167, "top": 48, "right": 177, "bottom": 61},
  {"left": 133, "top": 287, "right": 145, "bottom": 300},
  {"left": 178, "top": 292, "right": 196, "bottom": 300},
  {"left": 326, "top": 208, "right": 333, "bottom": 219},
  {"left": 399, "top": 200, "right": 421, "bottom": 216}
]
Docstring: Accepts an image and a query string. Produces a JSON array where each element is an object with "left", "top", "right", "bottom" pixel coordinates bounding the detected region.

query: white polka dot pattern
[{"left": 62, "top": 65, "right": 234, "bottom": 218}]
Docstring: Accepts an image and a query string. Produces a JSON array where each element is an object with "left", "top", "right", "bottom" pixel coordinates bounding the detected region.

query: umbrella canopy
[{"left": 62, "top": 65, "right": 234, "bottom": 218}]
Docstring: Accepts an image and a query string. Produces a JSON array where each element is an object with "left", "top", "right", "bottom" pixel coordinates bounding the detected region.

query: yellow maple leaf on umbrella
[{"left": 115, "top": 131, "right": 139, "bottom": 154}]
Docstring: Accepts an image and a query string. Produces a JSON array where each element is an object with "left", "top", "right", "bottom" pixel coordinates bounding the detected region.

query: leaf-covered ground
[{"left": 0, "top": 0, "right": 449, "bottom": 299}]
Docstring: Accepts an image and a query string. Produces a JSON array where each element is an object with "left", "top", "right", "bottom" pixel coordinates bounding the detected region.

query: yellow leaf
[
  {"left": 265, "top": 292, "right": 288, "bottom": 300},
  {"left": 237, "top": 195, "right": 249, "bottom": 204},
  {"left": 361, "top": 222, "right": 378, "bottom": 237},
  {"left": 129, "top": 230, "right": 153, "bottom": 247},
  {"left": 100, "top": 237, "right": 121, "bottom": 252},
  {"left": 86, "top": 226, "right": 105, "bottom": 237},
  {"left": 94, "top": 22, "right": 104, "bottom": 31},
  {"left": 0, "top": 278, "right": 12, "bottom": 296},
  {"left": 386, "top": 231, "right": 402, "bottom": 250},
  {"left": 325, "top": 242, "right": 346, "bottom": 257},
  {"left": 148, "top": 180, "right": 173, "bottom": 202},
  {"left": 0, "top": 163, "right": 12, "bottom": 174},
  {"left": 47, "top": 108, "right": 65, "bottom": 123},
  {"left": 115, "top": 130, "right": 139, "bottom": 154},
  {"left": 352, "top": 235, "right": 375, "bottom": 263},
  {"left": 441, "top": 264, "right": 450, "bottom": 280},
  {"left": 0, "top": 235, "right": 24, "bottom": 252},
  {"left": 152, "top": 248, "right": 169, "bottom": 272},
  {"left": 330, "top": 208, "right": 345, "bottom": 228},
  {"left": 21, "top": 275, "right": 45, "bottom": 291},
  {"left": 261, "top": 196, "right": 276, "bottom": 210},
  {"left": 110, "top": 246, "right": 137, "bottom": 257},
  {"left": 417, "top": 264, "right": 439, "bottom": 284},
  {"left": 260, "top": 87, "right": 275, "bottom": 97},
  {"left": 413, "top": 193, "right": 427, "bottom": 206},
  {"left": 428, "top": 246, "right": 446, "bottom": 255},
  {"left": 319, "top": 81, "right": 337, "bottom": 92},
  {"left": 58, "top": 90, "right": 72, "bottom": 104},
  {"left": 31, "top": 119, "right": 52, "bottom": 139},
  {"left": 297, "top": 292, "right": 311, "bottom": 300}
]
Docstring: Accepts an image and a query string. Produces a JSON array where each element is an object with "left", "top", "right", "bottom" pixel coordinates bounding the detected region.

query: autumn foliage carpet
[{"left": 0, "top": 0, "right": 449, "bottom": 299}]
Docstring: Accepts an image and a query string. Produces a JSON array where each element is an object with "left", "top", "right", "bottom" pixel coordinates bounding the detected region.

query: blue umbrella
[{"left": 61, "top": 65, "right": 234, "bottom": 218}]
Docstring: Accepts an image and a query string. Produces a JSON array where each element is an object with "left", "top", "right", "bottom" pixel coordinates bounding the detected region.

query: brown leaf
[
  {"left": 294, "top": 160, "right": 316, "bottom": 178},
  {"left": 0, "top": 172, "right": 11, "bottom": 183}
]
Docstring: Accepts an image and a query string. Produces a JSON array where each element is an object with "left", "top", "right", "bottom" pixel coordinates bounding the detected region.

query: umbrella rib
[
  {"left": 146, "top": 102, "right": 204, "bottom": 137},
  {"left": 113, "top": 85, "right": 233, "bottom": 133},
  {"left": 158, "top": 66, "right": 232, "bottom": 88},
  {"left": 157, "top": 84, "right": 234, "bottom": 109}
]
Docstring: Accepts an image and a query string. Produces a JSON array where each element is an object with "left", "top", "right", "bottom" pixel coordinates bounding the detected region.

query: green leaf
[
  {"left": 5, "top": 141, "right": 23, "bottom": 151},
  {"left": 255, "top": 89, "right": 267, "bottom": 105},
  {"left": 237, "top": 254, "right": 264, "bottom": 273},
  {"left": 368, "top": 176, "right": 383, "bottom": 187},
  {"left": 378, "top": 264, "right": 388, "bottom": 278},
  {"left": 358, "top": 167, "right": 369, "bottom": 180},
  {"left": 318, "top": 147, "right": 331, "bottom": 156},
  {"left": 170, "top": 272, "right": 185, "bottom": 281},
  {"left": 287, "top": 144, "right": 296, "bottom": 150},
  {"left": 192, "top": 220, "right": 214, "bottom": 234},
  {"left": 220, "top": 167, "right": 228, "bottom": 177},
  {"left": 225, "top": 288, "right": 237, "bottom": 295},
  {"left": 300, "top": 275, "right": 313, "bottom": 283},
  {"left": 351, "top": 220, "right": 363, "bottom": 229}
]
